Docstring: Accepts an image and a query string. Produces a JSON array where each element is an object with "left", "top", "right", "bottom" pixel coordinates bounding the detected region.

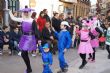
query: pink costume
[
  {"left": 90, "top": 29, "right": 99, "bottom": 48},
  {"left": 90, "top": 17, "right": 100, "bottom": 48},
  {"left": 78, "top": 30, "right": 93, "bottom": 54}
]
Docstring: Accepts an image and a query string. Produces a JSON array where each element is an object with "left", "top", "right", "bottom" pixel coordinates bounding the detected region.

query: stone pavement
[
  {"left": 67, "top": 49, "right": 110, "bottom": 73},
  {"left": 1, "top": 46, "right": 110, "bottom": 73}
]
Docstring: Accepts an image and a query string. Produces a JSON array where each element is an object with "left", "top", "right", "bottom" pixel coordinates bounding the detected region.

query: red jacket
[{"left": 36, "top": 17, "right": 46, "bottom": 32}]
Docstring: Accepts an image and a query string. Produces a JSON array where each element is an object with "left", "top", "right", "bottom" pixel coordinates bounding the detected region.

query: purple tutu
[
  {"left": 19, "top": 35, "right": 37, "bottom": 51},
  {"left": 78, "top": 41, "right": 93, "bottom": 54},
  {"left": 90, "top": 39, "right": 99, "bottom": 48}
]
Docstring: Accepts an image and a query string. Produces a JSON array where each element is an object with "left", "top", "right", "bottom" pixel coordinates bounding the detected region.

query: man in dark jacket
[
  {"left": 52, "top": 13, "right": 61, "bottom": 32},
  {"left": 66, "top": 12, "right": 76, "bottom": 37},
  {"left": 43, "top": 9, "right": 51, "bottom": 23},
  {"left": 42, "top": 21, "right": 57, "bottom": 55}
]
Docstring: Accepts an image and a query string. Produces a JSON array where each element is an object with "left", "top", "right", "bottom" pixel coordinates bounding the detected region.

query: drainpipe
[{"left": 3, "top": 0, "right": 9, "bottom": 26}]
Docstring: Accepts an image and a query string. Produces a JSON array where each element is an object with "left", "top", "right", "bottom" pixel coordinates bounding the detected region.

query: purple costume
[{"left": 19, "top": 20, "right": 37, "bottom": 51}]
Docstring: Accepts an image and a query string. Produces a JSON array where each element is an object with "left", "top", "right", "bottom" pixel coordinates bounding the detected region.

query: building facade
[
  {"left": 90, "top": 4, "right": 97, "bottom": 15},
  {"left": 96, "top": 0, "right": 110, "bottom": 14},
  {"left": 59, "top": 0, "right": 91, "bottom": 18},
  {"left": 0, "top": 0, "right": 91, "bottom": 26}
]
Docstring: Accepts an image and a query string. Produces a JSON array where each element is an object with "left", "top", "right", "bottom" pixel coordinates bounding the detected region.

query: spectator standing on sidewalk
[
  {"left": 37, "top": 11, "right": 46, "bottom": 33},
  {"left": 43, "top": 9, "right": 51, "bottom": 23},
  {"left": 59, "top": 13, "right": 65, "bottom": 22},
  {"left": 105, "top": 10, "right": 110, "bottom": 59},
  {"left": 105, "top": 24, "right": 110, "bottom": 59},
  {"left": 52, "top": 12, "right": 61, "bottom": 33},
  {"left": 66, "top": 12, "right": 76, "bottom": 37},
  {"left": 31, "top": 12, "right": 38, "bottom": 57},
  {"left": 9, "top": 11, "right": 19, "bottom": 32}
]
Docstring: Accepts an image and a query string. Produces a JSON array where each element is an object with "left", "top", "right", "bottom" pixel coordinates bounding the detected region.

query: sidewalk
[{"left": 67, "top": 49, "right": 110, "bottom": 73}]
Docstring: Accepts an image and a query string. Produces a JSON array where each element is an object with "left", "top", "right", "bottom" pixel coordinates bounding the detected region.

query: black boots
[
  {"left": 26, "top": 69, "right": 32, "bottom": 73},
  {"left": 79, "top": 60, "right": 87, "bottom": 69},
  {"left": 108, "top": 54, "right": 110, "bottom": 59},
  {"left": 57, "top": 67, "right": 68, "bottom": 73}
]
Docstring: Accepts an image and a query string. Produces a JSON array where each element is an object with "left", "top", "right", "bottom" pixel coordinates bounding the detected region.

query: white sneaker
[
  {"left": 31, "top": 54, "right": 36, "bottom": 57},
  {"left": 0, "top": 51, "right": 3, "bottom": 55},
  {"left": 8, "top": 51, "right": 12, "bottom": 55},
  {"left": 18, "top": 52, "right": 21, "bottom": 56}
]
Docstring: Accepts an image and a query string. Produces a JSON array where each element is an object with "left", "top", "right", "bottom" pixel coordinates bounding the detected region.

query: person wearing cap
[
  {"left": 9, "top": 6, "right": 40, "bottom": 73},
  {"left": 77, "top": 20, "right": 94, "bottom": 69},
  {"left": 42, "top": 43, "right": 53, "bottom": 73},
  {"left": 54, "top": 21, "right": 72, "bottom": 73}
]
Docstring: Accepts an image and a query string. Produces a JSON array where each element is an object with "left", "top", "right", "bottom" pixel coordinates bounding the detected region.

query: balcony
[{"left": 59, "top": 0, "right": 77, "bottom": 3}]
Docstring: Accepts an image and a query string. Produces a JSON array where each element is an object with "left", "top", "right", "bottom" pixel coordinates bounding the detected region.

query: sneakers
[
  {"left": 108, "top": 54, "right": 110, "bottom": 59},
  {"left": 57, "top": 66, "right": 68, "bottom": 73},
  {"left": 57, "top": 68, "right": 68, "bottom": 73},
  {"left": 8, "top": 51, "right": 12, "bottom": 55},
  {"left": 91, "top": 59, "right": 95, "bottom": 63},
  {"left": 87, "top": 57, "right": 92, "bottom": 62},
  {"left": 79, "top": 61, "right": 87, "bottom": 69},
  {"left": 25, "top": 69, "right": 32, "bottom": 73},
  {"left": 18, "top": 52, "right": 21, "bottom": 56},
  {"left": 0, "top": 51, "right": 3, "bottom": 55},
  {"left": 31, "top": 54, "right": 36, "bottom": 57}
]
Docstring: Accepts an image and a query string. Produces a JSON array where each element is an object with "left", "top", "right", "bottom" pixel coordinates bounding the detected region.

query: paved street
[
  {"left": 67, "top": 49, "right": 110, "bottom": 73},
  {"left": 0, "top": 48, "right": 78, "bottom": 73},
  {"left": 0, "top": 48, "right": 110, "bottom": 73}
]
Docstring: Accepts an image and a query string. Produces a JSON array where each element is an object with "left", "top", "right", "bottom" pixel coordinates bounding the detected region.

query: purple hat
[{"left": 19, "top": 8, "right": 34, "bottom": 12}]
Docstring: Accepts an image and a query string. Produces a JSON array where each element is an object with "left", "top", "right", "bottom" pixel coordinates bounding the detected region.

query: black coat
[
  {"left": 10, "top": 31, "right": 21, "bottom": 43},
  {"left": 42, "top": 27, "right": 55, "bottom": 41},
  {"left": 52, "top": 17, "right": 61, "bottom": 32},
  {"left": 44, "top": 14, "right": 51, "bottom": 23},
  {"left": 0, "top": 30, "right": 3, "bottom": 43}
]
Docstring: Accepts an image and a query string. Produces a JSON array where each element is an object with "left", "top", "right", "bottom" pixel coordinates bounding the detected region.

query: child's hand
[
  {"left": 63, "top": 48, "right": 67, "bottom": 53},
  {"left": 50, "top": 36, "right": 54, "bottom": 40},
  {"left": 4, "top": 38, "right": 9, "bottom": 42},
  {"left": 38, "top": 40, "right": 41, "bottom": 45}
]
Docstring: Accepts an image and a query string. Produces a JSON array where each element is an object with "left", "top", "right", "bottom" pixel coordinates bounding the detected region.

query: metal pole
[{"left": 3, "top": 0, "right": 9, "bottom": 26}]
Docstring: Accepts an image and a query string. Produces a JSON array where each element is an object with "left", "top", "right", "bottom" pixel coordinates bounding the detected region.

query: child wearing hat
[
  {"left": 42, "top": 43, "right": 53, "bottom": 73},
  {"left": 54, "top": 21, "right": 72, "bottom": 73},
  {"left": 9, "top": 6, "right": 40, "bottom": 73}
]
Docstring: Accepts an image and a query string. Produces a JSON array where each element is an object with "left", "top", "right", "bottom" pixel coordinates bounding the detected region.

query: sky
[{"left": 90, "top": 0, "right": 97, "bottom": 5}]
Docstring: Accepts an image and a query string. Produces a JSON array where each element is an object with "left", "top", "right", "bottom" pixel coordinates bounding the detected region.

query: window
[{"left": 8, "top": 0, "right": 19, "bottom": 12}]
